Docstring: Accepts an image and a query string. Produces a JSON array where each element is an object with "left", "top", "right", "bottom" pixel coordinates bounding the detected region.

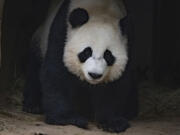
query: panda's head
[{"left": 64, "top": 8, "right": 128, "bottom": 84}]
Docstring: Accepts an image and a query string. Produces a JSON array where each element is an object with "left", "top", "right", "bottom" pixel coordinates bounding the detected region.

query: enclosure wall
[{"left": 0, "top": 0, "right": 5, "bottom": 67}]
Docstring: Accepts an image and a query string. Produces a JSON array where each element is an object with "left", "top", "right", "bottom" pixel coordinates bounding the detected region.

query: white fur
[{"left": 64, "top": 0, "right": 128, "bottom": 84}]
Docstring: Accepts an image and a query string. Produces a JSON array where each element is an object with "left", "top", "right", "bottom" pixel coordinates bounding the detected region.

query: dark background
[{"left": 0, "top": 0, "right": 179, "bottom": 90}]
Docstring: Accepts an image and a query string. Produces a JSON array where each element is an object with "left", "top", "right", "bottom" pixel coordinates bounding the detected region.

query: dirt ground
[{"left": 0, "top": 107, "right": 179, "bottom": 135}]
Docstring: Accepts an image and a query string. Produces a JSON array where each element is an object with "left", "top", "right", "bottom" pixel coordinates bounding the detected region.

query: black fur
[
  {"left": 23, "top": 0, "right": 138, "bottom": 133},
  {"left": 120, "top": 16, "right": 129, "bottom": 36},
  {"left": 78, "top": 47, "right": 92, "bottom": 63},
  {"left": 104, "top": 50, "right": 116, "bottom": 66},
  {"left": 69, "top": 8, "right": 89, "bottom": 28}
]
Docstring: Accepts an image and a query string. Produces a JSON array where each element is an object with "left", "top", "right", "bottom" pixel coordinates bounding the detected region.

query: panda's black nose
[{"left": 88, "top": 72, "right": 102, "bottom": 79}]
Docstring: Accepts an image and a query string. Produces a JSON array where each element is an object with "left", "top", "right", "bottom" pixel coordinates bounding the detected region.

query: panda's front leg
[
  {"left": 40, "top": 67, "right": 88, "bottom": 129},
  {"left": 93, "top": 90, "right": 130, "bottom": 133},
  {"left": 42, "top": 93, "right": 88, "bottom": 129},
  {"left": 97, "top": 115, "right": 130, "bottom": 133}
]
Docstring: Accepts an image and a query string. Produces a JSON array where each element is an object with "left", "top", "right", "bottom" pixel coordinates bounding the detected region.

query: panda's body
[{"left": 23, "top": 0, "right": 138, "bottom": 133}]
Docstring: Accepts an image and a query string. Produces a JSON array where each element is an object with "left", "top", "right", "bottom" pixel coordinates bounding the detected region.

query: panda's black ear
[
  {"left": 69, "top": 8, "right": 89, "bottom": 28},
  {"left": 119, "top": 16, "right": 128, "bottom": 36}
]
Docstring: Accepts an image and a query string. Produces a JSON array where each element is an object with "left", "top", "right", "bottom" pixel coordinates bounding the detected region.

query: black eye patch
[
  {"left": 104, "top": 50, "right": 116, "bottom": 66},
  {"left": 78, "top": 47, "right": 92, "bottom": 63},
  {"left": 69, "top": 8, "right": 89, "bottom": 29}
]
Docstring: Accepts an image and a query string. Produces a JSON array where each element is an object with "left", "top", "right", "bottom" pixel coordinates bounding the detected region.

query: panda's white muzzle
[{"left": 82, "top": 57, "right": 107, "bottom": 83}]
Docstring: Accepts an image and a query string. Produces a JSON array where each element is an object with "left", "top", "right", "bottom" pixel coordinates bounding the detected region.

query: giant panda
[{"left": 23, "top": 0, "right": 138, "bottom": 133}]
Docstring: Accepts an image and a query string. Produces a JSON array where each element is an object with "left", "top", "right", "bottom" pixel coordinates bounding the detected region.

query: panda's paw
[
  {"left": 45, "top": 115, "right": 88, "bottom": 129},
  {"left": 98, "top": 117, "right": 130, "bottom": 133},
  {"left": 23, "top": 104, "right": 43, "bottom": 114}
]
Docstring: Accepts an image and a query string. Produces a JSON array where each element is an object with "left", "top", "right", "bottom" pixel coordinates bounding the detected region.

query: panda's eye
[
  {"left": 78, "top": 47, "right": 92, "bottom": 63},
  {"left": 104, "top": 50, "right": 116, "bottom": 66}
]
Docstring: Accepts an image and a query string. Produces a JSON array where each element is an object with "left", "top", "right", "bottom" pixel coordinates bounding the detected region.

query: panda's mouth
[{"left": 83, "top": 73, "right": 105, "bottom": 84}]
